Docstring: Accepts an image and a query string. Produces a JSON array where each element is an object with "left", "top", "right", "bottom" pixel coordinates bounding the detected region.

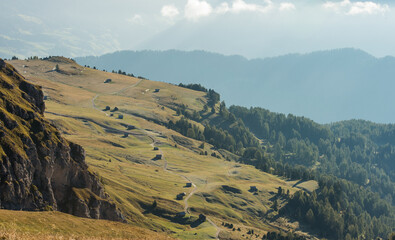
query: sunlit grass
[{"left": 6, "top": 59, "right": 316, "bottom": 239}]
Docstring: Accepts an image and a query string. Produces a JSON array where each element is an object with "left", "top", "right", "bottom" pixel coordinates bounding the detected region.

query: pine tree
[
  {"left": 305, "top": 209, "right": 314, "bottom": 224},
  {"left": 272, "top": 199, "right": 278, "bottom": 211}
]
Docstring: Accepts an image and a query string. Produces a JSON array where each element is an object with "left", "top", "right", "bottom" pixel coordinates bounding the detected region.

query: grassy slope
[
  {"left": 0, "top": 210, "right": 174, "bottom": 240},
  {"left": 8, "top": 58, "right": 318, "bottom": 239}
]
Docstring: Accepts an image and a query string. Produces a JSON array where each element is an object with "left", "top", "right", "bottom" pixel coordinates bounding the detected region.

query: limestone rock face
[{"left": 0, "top": 60, "right": 123, "bottom": 221}]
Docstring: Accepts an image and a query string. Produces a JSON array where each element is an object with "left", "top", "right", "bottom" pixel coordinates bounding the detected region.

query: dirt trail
[
  {"left": 149, "top": 138, "right": 220, "bottom": 239},
  {"left": 207, "top": 218, "right": 221, "bottom": 239},
  {"left": 89, "top": 79, "right": 220, "bottom": 239},
  {"left": 148, "top": 137, "right": 197, "bottom": 213}
]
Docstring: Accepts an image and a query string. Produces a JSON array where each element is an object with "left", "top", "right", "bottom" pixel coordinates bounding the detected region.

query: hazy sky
[{"left": 1, "top": 0, "right": 395, "bottom": 58}]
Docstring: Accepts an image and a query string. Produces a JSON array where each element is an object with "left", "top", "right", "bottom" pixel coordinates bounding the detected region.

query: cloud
[
  {"left": 232, "top": 0, "right": 273, "bottom": 13},
  {"left": 17, "top": 14, "right": 42, "bottom": 24},
  {"left": 323, "top": 0, "right": 389, "bottom": 15},
  {"left": 348, "top": 1, "right": 389, "bottom": 15},
  {"left": 161, "top": 5, "right": 180, "bottom": 18},
  {"left": 279, "top": 3, "right": 296, "bottom": 12},
  {"left": 127, "top": 14, "right": 143, "bottom": 24},
  {"left": 0, "top": 34, "right": 14, "bottom": 41},
  {"left": 184, "top": 0, "right": 213, "bottom": 21},
  {"left": 216, "top": 0, "right": 273, "bottom": 14},
  {"left": 216, "top": 2, "right": 230, "bottom": 14},
  {"left": 182, "top": 0, "right": 292, "bottom": 21},
  {"left": 18, "top": 29, "right": 32, "bottom": 35}
]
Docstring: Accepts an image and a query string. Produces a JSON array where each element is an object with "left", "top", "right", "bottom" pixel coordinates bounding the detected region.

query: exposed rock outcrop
[{"left": 0, "top": 59, "right": 123, "bottom": 221}]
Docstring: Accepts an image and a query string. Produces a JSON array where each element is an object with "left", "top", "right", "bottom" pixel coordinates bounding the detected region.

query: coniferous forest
[{"left": 167, "top": 85, "right": 395, "bottom": 240}]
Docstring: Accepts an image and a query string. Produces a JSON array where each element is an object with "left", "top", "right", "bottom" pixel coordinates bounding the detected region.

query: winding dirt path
[
  {"left": 149, "top": 139, "right": 220, "bottom": 239},
  {"left": 90, "top": 78, "right": 220, "bottom": 239},
  {"left": 148, "top": 133, "right": 220, "bottom": 238},
  {"left": 148, "top": 137, "right": 197, "bottom": 214}
]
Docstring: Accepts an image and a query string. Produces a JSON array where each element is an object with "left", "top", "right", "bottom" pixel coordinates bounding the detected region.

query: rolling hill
[
  {"left": 75, "top": 48, "right": 395, "bottom": 124},
  {"left": 3, "top": 56, "right": 394, "bottom": 239},
  {"left": 0, "top": 58, "right": 173, "bottom": 240},
  {"left": 3, "top": 57, "right": 318, "bottom": 240}
]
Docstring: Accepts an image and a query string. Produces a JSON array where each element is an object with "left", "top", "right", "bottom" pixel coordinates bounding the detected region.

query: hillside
[
  {"left": 0, "top": 58, "right": 122, "bottom": 220},
  {"left": 6, "top": 56, "right": 394, "bottom": 239},
  {"left": 76, "top": 48, "right": 395, "bottom": 123},
  {"left": 0, "top": 209, "right": 174, "bottom": 240},
  {"left": 5, "top": 57, "right": 318, "bottom": 240},
  {"left": 0, "top": 59, "right": 175, "bottom": 239}
]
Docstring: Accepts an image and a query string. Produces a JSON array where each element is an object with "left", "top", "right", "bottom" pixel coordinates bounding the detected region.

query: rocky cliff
[{"left": 0, "top": 59, "right": 123, "bottom": 221}]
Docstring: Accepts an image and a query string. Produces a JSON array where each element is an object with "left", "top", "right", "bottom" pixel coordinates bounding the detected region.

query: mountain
[
  {"left": 4, "top": 56, "right": 394, "bottom": 239},
  {"left": 5, "top": 57, "right": 321, "bottom": 239},
  {"left": 0, "top": 58, "right": 123, "bottom": 221},
  {"left": 75, "top": 48, "right": 395, "bottom": 124}
]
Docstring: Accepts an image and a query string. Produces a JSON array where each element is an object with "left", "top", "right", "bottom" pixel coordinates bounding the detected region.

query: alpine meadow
[{"left": 0, "top": 1, "right": 394, "bottom": 240}]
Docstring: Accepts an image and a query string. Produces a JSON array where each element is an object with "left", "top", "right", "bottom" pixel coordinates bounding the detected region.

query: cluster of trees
[
  {"left": 110, "top": 69, "right": 136, "bottom": 77},
  {"left": 262, "top": 232, "right": 307, "bottom": 240},
  {"left": 166, "top": 85, "right": 394, "bottom": 239},
  {"left": 282, "top": 176, "right": 393, "bottom": 239},
  {"left": 177, "top": 83, "right": 219, "bottom": 108},
  {"left": 203, "top": 125, "right": 238, "bottom": 152},
  {"left": 229, "top": 106, "right": 395, "bottom": 205},
  {"left": 178, "top": 83, "right": 208, "bottom": 92},
  {"left": 203, "top": 120, "right": 259, "bottom": 154},
  {"left": 229, "top": 106, "right": 331, "bottom": 144},
  {"left": 6, "top": 55, "right": 75, "bottom": 62},
  {"left": 109, "top": 68, "right": 149, "bottom": 79},
  {"left": 167, "top": 116, "right": 256, "bottom": 154},
  {"left": 207, "top": 89, "right": 220, "bottom": 107},
  {"left": 175, "top": 104, "right": 201, "bottom": 122},
  {"left": 203, "top": 101, "right": 259, "bottom": 153},
  {"left": 27, "top": 56, "right": 39, "bottom": 60},
  {"left": 168, "top": 117, "right": 204, "bottom": 140},
  {"left": 170, "top": 95, "right": 258, "bottom": 155}
]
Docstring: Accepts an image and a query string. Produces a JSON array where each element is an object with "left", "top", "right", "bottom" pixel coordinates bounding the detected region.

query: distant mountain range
[{"left": 75, "top": 48, "right": 395, "bottom": 123}]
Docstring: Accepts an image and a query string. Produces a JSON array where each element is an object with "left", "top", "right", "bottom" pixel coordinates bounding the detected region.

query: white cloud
[
  {"left": 323, "top": 0, "right": 389, "bottom": 15},
  {"left": 348, "top": 1, "right": 389, "bottom": 15},
  {"left": 184, "top": 0, "right": 213, "bottom": 21},
  {"left": 216, "top": 0, "right": 273, "bottom": 14},
  {"left": 233, "top": 0, "right": 273, "bottom": 13},
  {"left": 18, "top": 29, "right": 32, "bottom": 35},
  {"left": 17, "top": 14, "right": 42, "bottom": 24},
  {"left": 216, "top": 2, "right": 230, "bottom": 14},
  {"left": 279, "top": 3, "right": 296, "bottom": 11},
  {"left": 0, "top": 34, "right": 14, "bottom": 41},
  {"left": 127, "top": 14, "right": 143, "bottom": 24},
  {"left": 161, "top": 5, "right": 180, "bottom": 18},
  {"left": 182, "top": 0, "right": 290, "bottom": 21}
]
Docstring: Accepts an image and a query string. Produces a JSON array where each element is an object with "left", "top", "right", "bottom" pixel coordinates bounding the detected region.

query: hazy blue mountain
[{"left": 75, "top": 48, "right": 395, "bottom": 123}]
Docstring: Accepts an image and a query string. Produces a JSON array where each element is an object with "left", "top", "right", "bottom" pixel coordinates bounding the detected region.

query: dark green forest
[
  {"left": 166, "top": 85, "right": 395, "bottom": 240},
  {"left": 230, "top": 106, "right": 395, "bottom": 205}
]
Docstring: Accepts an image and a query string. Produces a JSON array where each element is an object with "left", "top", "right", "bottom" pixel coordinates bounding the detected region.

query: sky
[{"left": 1, "top": 0, "right": 395, "bottom": 59}]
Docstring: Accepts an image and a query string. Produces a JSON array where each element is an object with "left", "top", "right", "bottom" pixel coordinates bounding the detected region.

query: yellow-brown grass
[
  {"left": 6, "top": 58, "right": 317, "bottom": 239},
  {"left": 0, "top": 210, "right": 175, "bottom": 240}
]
